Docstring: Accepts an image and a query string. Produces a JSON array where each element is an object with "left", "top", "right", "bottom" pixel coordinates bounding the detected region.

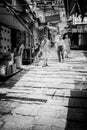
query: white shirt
[{"left": 55, "top": 37, "right": 65, "bottom": 50}]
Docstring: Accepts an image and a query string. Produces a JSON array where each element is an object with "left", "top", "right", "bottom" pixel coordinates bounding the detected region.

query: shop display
[
  {"left": 0, "top": 26, "right": 11, "bottom": 53},
  {"left": 0, "top": 25, "right": 17, "bottom": 76}
]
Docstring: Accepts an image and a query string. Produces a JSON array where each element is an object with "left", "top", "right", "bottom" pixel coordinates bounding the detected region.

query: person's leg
[
  {"left": 43, "top": 59, "right": 48, "bottom": 67},
  {"left": 64, "top": 50, "right": 67, "bottom": 58},
  {"left": 58, "top": 50, "right": 61, "bottom": 62},
  {"left": 34, "top": 51, "right": 38, "bottom": 65},
  {"left": 58, "top": 46, "right": 62, "bottom": 62},
  {"left": 61, "top": 47, "right": 64, "bottom": 62},
  {"left": 43, "top": 52, "right": 46, "bottom": 67},
  {"left": 61, "top": 52, "right": 64, "bottom": 61},
  {"left": 43, "top": 52, "right": 48, "bottom": 67},
  {"left": 36, "top": 50, "right": 40, "bottom": 63},
  {"left": 46, "top": 52, "right": 49, "bottom": 66},
  {"left": 35, "top": 55, "right": 39, "bottom": 65},
  {"left": 66, "top": 51, "right": 68, "bottom": 58},
  {"left": 45, "top": 58, "right": 48, "bottom": 66},
  {"left": 67, "top": 45, "right": 70, "bottom": 57}
]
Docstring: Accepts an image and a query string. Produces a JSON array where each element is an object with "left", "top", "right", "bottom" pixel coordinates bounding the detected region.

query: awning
[{"left": 0, "top": 7, "right": 26, "bottom": 31}]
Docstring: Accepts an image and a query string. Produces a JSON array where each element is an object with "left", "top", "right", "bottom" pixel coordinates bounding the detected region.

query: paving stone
[
  {"left": 0, "top": 107, "right": 12, "bottom": 115},
  {"left": 1, "top": 121, "right": 31, "bottom": 130},
  {"left": 34, "top": 116, "right": 66, "bottom": 128},
  {"left": 3, "top": 115, "right": 34, "bottom": 130},
  {"left": 12, "top": 104, "right": 40, "bottom": 116}
]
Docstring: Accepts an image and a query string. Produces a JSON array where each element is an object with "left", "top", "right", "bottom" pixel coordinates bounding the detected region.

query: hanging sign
[
  {"left": 52, "top": 0, "right": 64, "bottom": 6},
  {"left": 37, "top": 0, "right": 64, "bottom": 7}
]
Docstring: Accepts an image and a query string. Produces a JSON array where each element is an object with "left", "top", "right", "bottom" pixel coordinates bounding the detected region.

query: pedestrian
[
  {"left": 41, "top": 35, "right": 51, "bottom": 67},
  {"left": 14, "top": 43, "right": 24, "bottom": 68},
  {"left": 18, "top": 43, "right": 24, "bottom": 58},
  {"left": 55, "top": 35, "right": 65, "bottom": 62},
  {"left": 64, "top": 34, "right": 71, "bottom": 58},
  {"left": 34, "top": 38, "right": 40, "bottom": 65}
]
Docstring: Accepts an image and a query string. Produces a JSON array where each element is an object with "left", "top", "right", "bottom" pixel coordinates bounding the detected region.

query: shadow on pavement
[
  {"left": 82, "top": 51, "right": 87, "bottom": 59},
  {"left": 0, "top": 69, "right": 27, "bottom": 88},
  {"left": 65, "top": 80, "right": 87, "bottom": 130}
]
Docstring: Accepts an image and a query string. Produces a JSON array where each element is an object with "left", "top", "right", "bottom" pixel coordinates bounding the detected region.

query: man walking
[{"left": 55, "top": 35, "right": 65, "bottom": 62}]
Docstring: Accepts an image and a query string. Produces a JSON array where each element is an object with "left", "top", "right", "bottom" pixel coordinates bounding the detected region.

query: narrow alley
[{"left": 0, "top": 49, "right": 87, "bottom": 130}]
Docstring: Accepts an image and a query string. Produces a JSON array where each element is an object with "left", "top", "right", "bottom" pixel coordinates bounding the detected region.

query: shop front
[
  {"left": 71, "top": 24, "right": 87, "bottom": 50},
  {"left": 0, "top": 6, "right": 31, "bottom": 79}
]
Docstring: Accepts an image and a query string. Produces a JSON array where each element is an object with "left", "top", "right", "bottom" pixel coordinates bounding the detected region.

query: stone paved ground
[{"left": 0, "top": 48, "right": 87, "bottom": 130}]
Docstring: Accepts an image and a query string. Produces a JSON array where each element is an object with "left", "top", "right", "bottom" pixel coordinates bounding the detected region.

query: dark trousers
[{"left": 57, "top": 46, "right": 64, "bottom": 62}]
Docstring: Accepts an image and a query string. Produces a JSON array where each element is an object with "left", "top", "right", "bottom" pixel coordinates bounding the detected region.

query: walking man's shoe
[
  {"left": 42, "top": 63, "right": 48, "bottom": 67},
  {"left": 36, "top": 64, "right": 39, "bottom": 66},
  {"left": 42, "top": 64, "right": 46, "bottom": 67},
  {"left": 46, "top": 63, "right": 48, "bottom": 66}
]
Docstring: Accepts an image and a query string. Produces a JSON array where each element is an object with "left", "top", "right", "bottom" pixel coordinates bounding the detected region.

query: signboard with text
[
  {"left": 37, "top": 0, "right": 64, "bottom": 7},
  {"left": 52, "top": 0, "right": 64, "bottom": 6}
]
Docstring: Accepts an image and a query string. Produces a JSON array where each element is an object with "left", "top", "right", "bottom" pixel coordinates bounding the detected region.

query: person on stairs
[
  {"left": 34, "top": 38, "right": 40, "bottom": 66},
  {"left": 41, "top": 35, "right": 51, "bottom": 67},
  {"left": 64, "top": 34, "right": 71, "bottom": 58},
  {"left": 55, "top": 35, "right": 65, "bottom": 62}
]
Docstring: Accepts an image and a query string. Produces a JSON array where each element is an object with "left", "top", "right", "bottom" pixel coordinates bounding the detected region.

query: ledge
[{"left": 0, "top": 68, "right": 23, "bottom": 84}]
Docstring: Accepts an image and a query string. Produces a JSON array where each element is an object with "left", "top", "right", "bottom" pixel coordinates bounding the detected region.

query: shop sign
[
  {"left": 52, "top": 0, "right": 64, "bottom": 7},
  {"left": 37, "top": 0, "right": 64, "bottom": 7},
  {"left": 73, "top": 15, "right": 87, "bottom": 25}
]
